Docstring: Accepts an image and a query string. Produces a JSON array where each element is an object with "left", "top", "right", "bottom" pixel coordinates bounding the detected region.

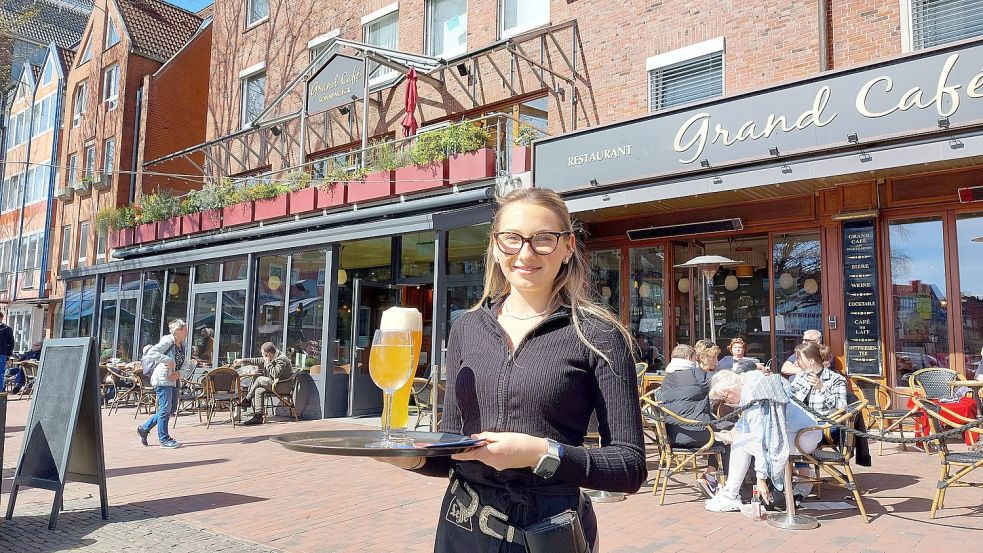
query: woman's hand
[
  {"left": 756, "top": 477, "right": 772, "bottom": 503},
  {"left": 451, "top": 432, "right": 548, "bottom": 472}
]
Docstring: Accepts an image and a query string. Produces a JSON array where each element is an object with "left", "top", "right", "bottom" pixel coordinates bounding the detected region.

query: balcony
[
  {"left": 111, "top": 114, "right": 545, "bottom": 249},
  {"left": 92, "top": 172, "right": 113, "bottom": 191},
  {"left": 71, "top": 176, "right": 93, "bottom": 197}
]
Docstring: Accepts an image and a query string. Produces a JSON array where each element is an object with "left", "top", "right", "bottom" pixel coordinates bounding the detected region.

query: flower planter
[
  {"left": 395, "top": 160, "right": 449, "bottom": 194},
  {"left": 449, "top": 148, "right": 497, "bottom": 184},
  {"left": 111, "top": 228, "right": 134, "bottom": 249},
  {"left": 134, "top": 222, "right": 158, "bottom": 244},
  {"left": 511, "top": 146, "right": 532, "bottom": 174},
  {"left": 157, "top": 216, "right": 184, "bottom": 239},
  {"left": 289, "top": 187, "right": 318, "bottom": 215},
  {"left": 348, "top": 170, "right": 394, "bottom": 203},
  {"left": 317, "top": 183, "right": 347, "bottom": 208},
  {"left": 222, "top": 201, "right": 254, "bottom": 227},
  {"left": 254, "top": 195, "right": 290, "bottom": 221}
]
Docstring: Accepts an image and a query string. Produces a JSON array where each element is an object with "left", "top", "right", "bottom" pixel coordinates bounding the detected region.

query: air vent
[
  {"left": 627, "top": 218, "right": 743, "bottom": 241},
  {"left": 958, "top": 186, "right": 983, "bottom": 203}
]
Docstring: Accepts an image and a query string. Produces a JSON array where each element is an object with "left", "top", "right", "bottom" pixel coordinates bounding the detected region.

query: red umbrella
[{"left": 400, "top": 68, "right": 419, "bottom": 137}]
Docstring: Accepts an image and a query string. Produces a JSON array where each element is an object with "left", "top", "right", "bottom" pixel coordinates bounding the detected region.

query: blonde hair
[
  {"left": 694, "top": 340, "right": 721, "bottom": 371},
  {"left": 709, "top": 369, "right": 750, "bottom": 401},
  {"left": 474, "top": 188, "right": 635, "bottom": 362}
]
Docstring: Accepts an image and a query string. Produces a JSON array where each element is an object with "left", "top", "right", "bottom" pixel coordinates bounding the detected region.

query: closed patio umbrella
[{"left": 400, "top": 68, "right": 419, "bottom": 137}]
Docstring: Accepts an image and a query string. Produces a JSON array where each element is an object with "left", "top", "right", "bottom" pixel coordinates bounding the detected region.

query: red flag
[{"left": 400, "top": 68, "right": 419, "bottom": 137}]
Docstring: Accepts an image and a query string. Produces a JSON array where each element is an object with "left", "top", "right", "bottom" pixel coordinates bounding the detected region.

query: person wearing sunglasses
[
  {"left": 378, "top": 188, "right": 645, "bottom": 552},
  {"left": 780, "top": 329, "right": 823, "bottom": 376}
]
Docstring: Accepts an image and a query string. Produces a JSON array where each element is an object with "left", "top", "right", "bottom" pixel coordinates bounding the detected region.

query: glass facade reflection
[
  {"left": 628, "top": 247, "right": 663, "bottom": 371},
  {"left": 254, "top": 254, "right": 288, "bottom": 349},
  {"left": 957, "top": 214, "right": 983, "bottom": 377},
  {"left": 773, "top": 233, "right": 822, "bottom": 366},
  {"left": 141, "top": 271, "right": 165, "bottom": 352},
  {"left": 591, "top": 249, "right": 620, "bottom": 315},
  {"left": 287, "top": 250, "right": 326, "bottom": 369}
]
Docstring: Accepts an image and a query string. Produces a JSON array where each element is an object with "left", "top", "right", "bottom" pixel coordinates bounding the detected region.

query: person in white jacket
[{"left": 137, "top": 319, "right": 195, "bottom": 448}]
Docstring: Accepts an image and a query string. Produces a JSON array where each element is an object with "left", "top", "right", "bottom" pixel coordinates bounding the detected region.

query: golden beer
[
  {"left": 368, "top": 343, "right": 414, "bottom": 390},
  {"left": 379, "top": 307, "right": 423, "bottom": 429}
]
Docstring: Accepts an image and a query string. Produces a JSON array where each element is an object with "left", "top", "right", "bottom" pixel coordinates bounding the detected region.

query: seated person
[
  {"left": 21, "top": 341, "right": 42, "bottom": 361},
  {"left": 233, "top": 342, "right": 294, "bottom": 426},
  {"left": 660, "top": 343, "right": 724, "bottom": 497},
  {"left": 694, "top": 339, "right": 721, "bottom": 372},
  {"left": 781, "top": 329, "right": 823, "bottom": 376},
  {"left": 7, "top": 341, "right": 40, "bottom": 393},
  {"left": 717, "top": 337, "right": 760, "bottom": 373},
  {"left": 789, "top": 342, "right": 847, "bottom": 417},
  {"left": 704, "top": 370, "right": 822, "bottom": 512}
]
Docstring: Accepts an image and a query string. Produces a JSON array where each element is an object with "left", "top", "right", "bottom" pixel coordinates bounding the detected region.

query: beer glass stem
[{"left": 381, "top": 391, "right": 394, "bottom": 442}]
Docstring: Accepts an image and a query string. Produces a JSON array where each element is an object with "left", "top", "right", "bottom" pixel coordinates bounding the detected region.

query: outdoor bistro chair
[
  {"left": 909, "top": 368, "right": 962, "bottom": 402},
  {"left": 264, "top": 373, "right": 299, "bottom": 422},
  {"left": 849, "top": 375, "right": 921, "bottom": 455},
  {"left": 16, "top": 360, "right": 38, "bottom": 398},
  {"left": 639, "top": 392, "right": 726, "bottom": 505},
  {"left": 202, "top": 366, "right": 241, "bottom": 428},
  {"left": 3, "top": 360, "right": 19, "bottom": 392},
  {"left": 635, "top": 362, "right": 649, "bottom": 395},
  {"left": 410, "top": 376, "right": 445, "bottom": 431},
  {"left": 133, "top": 367, "right": 158, "bottom": 419},
  {"left": 912, "top": 397, "right": 983, "bottom": 519},
  {"left": 789, "top": 399, "right": 871, "bottom": 523},
  {"left": 173, "top": 373, "right": 207, "bottom": 427}
]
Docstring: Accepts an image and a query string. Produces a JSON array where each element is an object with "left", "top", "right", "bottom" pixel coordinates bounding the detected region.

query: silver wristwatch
[{"left": 533, "top": 439, "right": 562, "bottom": 479}]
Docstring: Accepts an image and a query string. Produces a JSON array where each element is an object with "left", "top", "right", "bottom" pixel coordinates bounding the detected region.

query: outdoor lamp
[
  {"left": 677, "top": 277, "right": 690, "bottom": 294},
  {"left": 724, "top": 275, "right": 739, "bottom": 291},
  {"left": 337, "top": 268, "right": 348, "bottom": 286},
  {"left": 675, "top": 255, "right": 740, "bottom": 342}
]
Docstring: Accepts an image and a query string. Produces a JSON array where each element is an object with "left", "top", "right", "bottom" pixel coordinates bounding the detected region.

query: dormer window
[{"left": 106, "top": 20, "right": 120, "bottom": 49}]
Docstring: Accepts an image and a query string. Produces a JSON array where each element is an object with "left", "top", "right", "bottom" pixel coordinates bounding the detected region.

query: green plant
[
  {"left": 285, "top": 170, "right": 312, "bottom": 191},
  {"left": 368, "top": 140, "right": 403, "bottom": 172},
  {"left": 93, "top": 206, "right": 116, "bottom": 236},
  {"left": 244, "top": 180, "right": 291, "bottom": 201},
  {"left": 409, "top": 130, "right": 447, "bottom": 166},
  {"left": 109, "top": 206, "right": 137, "bottom": 230},
  {"left": 514, "top": 123, "right": 539, "bottom": 147},
  {"left": 445, "top": 123, "right": 490, "bottom": 155},
  {"left": 136, "top": 191, "right": 182, "bottom": 223},
  {"left": 181, "top": 188, "right": 206, "bottom": 214}
]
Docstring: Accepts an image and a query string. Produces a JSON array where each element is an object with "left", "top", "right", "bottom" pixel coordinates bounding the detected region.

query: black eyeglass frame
[{"left": 492, "top": 231, "right": 573, "bottom": 256}]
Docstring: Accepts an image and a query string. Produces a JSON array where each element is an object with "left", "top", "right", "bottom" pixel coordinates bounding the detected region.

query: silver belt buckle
[
  {"left": 479, "top": 505, "right": 516, "bottom": 543},
  {"left": 450, "top": 479, "right": 480, "bottom": 520}
]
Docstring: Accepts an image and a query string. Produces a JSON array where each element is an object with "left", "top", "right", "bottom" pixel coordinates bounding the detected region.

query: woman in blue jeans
[{"left": 138, "top": 319, "right": 195, "bottom": 448}]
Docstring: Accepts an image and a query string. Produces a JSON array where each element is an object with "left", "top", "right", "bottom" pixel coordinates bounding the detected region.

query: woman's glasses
[{"left": 493, "top": 231, "right": 572, "bottom": 256}]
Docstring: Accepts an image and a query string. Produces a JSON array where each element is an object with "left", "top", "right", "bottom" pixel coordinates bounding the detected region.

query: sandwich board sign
[{"left": 4, "top": 337, "right": 108, "bottom": 529}]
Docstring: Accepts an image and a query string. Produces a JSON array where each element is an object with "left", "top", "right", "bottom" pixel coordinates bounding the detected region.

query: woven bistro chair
[
  {"left": 639, "top": 392, "right": 726, "bottom": 505},
  {"left": 849, "top": 375, "right": 922, "bottom": 455},
  {"left": 202, "top": 366, "right": 241, "bottom": 428},
  {"left": 411, "top": 377, "right": 445, "bottom": 431},
  {"left": 17, "top": 360, "right": 38, "bottom": 398},
  {"left": 3, "top": 360, "right": 20, "bottom": 392},
  {"left": 132, "top": 366, "right": 158, "bottom": 419},
  {"left": 264, "top": 373, "right": 299, "bottom": 422},
  {"left": 635, "top": 362, "right": 649, "bottom": 395},
  {"left": 912, "top": 397, "right": 983, "bottom": 519},
  {"left": 789, "top": 399, "right": 871, "bottom": 523},
  {"left": 909, "top": 368, "right": 962, "bottom": 402}
]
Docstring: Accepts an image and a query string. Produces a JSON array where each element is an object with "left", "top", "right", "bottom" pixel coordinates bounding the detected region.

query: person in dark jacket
[
  {"left": 660, "top": 342, "right": 724, "bottom": 497},
  {"left": 0, "top": 313, "right": 15, "bottom": 389},
  {"left": 234, "top": 342, "right": 294, "bottom": 425}
]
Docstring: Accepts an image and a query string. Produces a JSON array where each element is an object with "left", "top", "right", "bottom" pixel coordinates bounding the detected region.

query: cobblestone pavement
[{"left": 3, "top": 395, "right": 982, "bottom": 552}]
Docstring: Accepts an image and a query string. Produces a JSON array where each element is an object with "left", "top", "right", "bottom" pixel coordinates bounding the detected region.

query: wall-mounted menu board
[{"left": 843, "top": 220, "right": 883, "bottom": 376}]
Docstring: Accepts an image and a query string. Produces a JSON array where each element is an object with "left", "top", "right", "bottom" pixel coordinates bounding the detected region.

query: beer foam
[{"left": 380, "top": 307, "right": 422, "bottom": 331}]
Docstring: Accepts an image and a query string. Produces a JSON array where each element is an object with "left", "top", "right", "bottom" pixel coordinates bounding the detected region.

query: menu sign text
[{"left": 843, "top": 220, "right": 883, "bottom": 376}]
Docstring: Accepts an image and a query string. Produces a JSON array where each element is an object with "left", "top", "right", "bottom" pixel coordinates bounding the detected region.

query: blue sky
[{"left": 161, "top": 0, "right": 213, "bottom": 11}]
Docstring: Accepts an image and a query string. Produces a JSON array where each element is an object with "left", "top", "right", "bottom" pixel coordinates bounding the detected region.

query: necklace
[{"left": 502, "top": 299, "right": 550, "bottom": 320}]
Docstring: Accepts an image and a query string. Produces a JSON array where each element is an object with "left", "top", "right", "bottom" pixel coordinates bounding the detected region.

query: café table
[{"left": 907, "top": 392, "right": 979, "bottom": 448}]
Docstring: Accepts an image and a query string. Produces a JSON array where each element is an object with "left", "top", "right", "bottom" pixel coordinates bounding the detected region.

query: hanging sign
[{"left": 306, "top": 53, "right": 365, "bottom": 116}]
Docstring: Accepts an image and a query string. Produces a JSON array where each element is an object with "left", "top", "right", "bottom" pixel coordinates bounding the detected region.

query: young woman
[
  {"left": 789, "top": 342, "right": 847, "bottom": 418},
  {"left": 383, "top": 188, "right": 646, "bottom": 552}
]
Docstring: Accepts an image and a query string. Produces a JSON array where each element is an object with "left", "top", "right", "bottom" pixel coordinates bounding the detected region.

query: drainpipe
[
  {"left": 11, "top": 76, "right": 39, "bottom": 303},
  {"left": 129, "top": 86, "right": 143, "bottom": 204},
  {"left": 818, "top": 0, "right": 830, "bottom": 72},
  {"left": 39, "top": 70, "right": 67, "bottom": 300}
]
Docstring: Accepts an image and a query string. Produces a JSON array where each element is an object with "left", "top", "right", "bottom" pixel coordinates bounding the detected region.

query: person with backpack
[{"left": 137, "top": 319, "right": 195, "bottom": 449}]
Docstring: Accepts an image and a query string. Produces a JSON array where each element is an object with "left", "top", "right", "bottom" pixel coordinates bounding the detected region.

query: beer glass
[
  {"left": 367, "top": 329, "right": 414, "bottom": 448},
  {"left": 379, "top": 307, "right": 423, "bottom": 434}
]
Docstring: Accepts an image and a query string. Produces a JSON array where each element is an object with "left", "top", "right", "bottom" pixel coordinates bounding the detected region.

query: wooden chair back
[{"left": 909, "top": 368, "right": 960, "bottom": 401}]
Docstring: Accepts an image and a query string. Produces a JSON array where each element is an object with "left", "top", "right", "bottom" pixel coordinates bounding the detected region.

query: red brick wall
[{"left": 828, "top": 0, "right": 902, "bottom": 70}]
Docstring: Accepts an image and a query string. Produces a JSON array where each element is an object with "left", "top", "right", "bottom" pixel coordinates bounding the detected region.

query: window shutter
[
  {"left": 648, "top": 52, "right": 723, "bottom": 113},
  {"left": 911, "top": 0, "right": 983, "bottom": 50}
]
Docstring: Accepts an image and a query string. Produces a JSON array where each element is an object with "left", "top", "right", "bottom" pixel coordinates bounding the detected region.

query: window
[
  {"left": 41, "top": 59, "right": 54, "bottom": 86},
  {"left": 25, "top": 162, "right": 50, "bottom": 205},
  {"left": 309, "top": 29, "right": 341, "bottom": 64},
  {"left": 96, "top": 228, "right": 107, "bottom": 262},
  {"left": 103, "top": 65, "right": 119, "bottom": 109},
  {"left": 6, "top": 110, "right": 30, "bottom": 149},
  {"left": 84, "top": 145, "right": 96, "bottom": 179},
  {"left": 647, "top": 38, "right": 724, "bottom": 112},
  {"left": 61, "top": 225, "right": 72, "bottom": 268},
  {"left": 8, "top": 310, "right": 31, "bottom": 352},
  {"left": 956, "top": 213, "right": 983, "bottom": 374},
  {"left": 427, "top": 0, "right": 467, "bottom": 58},
  {"left": 363, "top": 6, "right": 399, "bottom": 83},
  {"left": 73, "top": 82, "right": 87, "bottom": 127},
  {"left": 0, "top": 239, "right": 12, "bottom": 291},
  {"left": 21, "top": 233, "right": 41, "bottom": 287},
  {"left": 33, "top": 94, "right": 55, "bottom": 136},
  {"left": 79, "top": 36, "right": 92, "bottom": 64},
  {"left": 909, "top": 0, "right": 983, "bottom": 50},
  {"left": 67, "top": 154, "right": 79, "bottom": 187},
  {"left": 105, "top": 19, "right": 120, "bottom": 48},
  {"left": 500, "top": 0, "right": 548, "bottom": 38},
  {"left": 103, "top": 138, "right": 115, "bottom": 177},
  {"left": 78, "top": 222, "right": 90, "bottom": 265},
  {"left": 246, "top": 0, "right": 269, "bottom": 26},
  {"left": 240, "top": 69, "right": 266, "bottom": 127},
  {"left": 1, "top": 173, "right": 23, "bottom": 212}
]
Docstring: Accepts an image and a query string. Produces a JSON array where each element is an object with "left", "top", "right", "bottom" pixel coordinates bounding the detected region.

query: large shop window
[
  {"left": 427, "top": 0, "right": 467, "bottom": 58},
  {"left": 334, "top": 237, "right": 393, "bottom": 373},
  {"left": 141, "top": 271, "right": 165, "bottom": 353},
  {"left": 593, "top": 249, "right": 621, "bottom": 316},
  {"left": 647, "top": 38, "right": 724, "bottom": 112},
  {"left": 287, "top": 250, "right": 327, "bottom": 370},
  {"left": 773, "top": 233, "right": 822, "bottom": 365},
  {"left": 364, "top": 7, "right": 399, "bottom": 84},
  {"left": 909, "top": 0, "right": 983, "bottom": 50},
  {"left": 500, "top": 0, "right": 548, "bottom": 38},
  {"left": 62, "top": 277, "right": 96, "bottom": 338},
  {"left": 401, "top": 232, "right": 436, "bottom": 280},
  {"left": 956, "top": 214, "right": 983, "bottom": 373},
  {"left": 164, "top": 267, "right": 190, "bottom": 329},
  {"left": 629, "top": 247, "right": 664, "bottom": 372},
  {"left": 445, "top": 224, "right": 488, "bottom": 345},
  {"left": 254, "top": 254, "right": 289, "bottom": 350},
  {"left": 889, "top": 218, "right": 951, "bottom": 383}
]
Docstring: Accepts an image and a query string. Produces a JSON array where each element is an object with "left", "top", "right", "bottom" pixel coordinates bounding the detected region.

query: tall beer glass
[
  {"left": 367, "top": 329, "right": 414, "bottom": 448},
  {"left": 380, "top": 307, "right": 423, "bottom": 432}
]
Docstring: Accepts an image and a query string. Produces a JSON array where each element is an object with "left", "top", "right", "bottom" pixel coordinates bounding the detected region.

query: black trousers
[{"left": 433, "top": 476, "right": 597, "bottom": 553}]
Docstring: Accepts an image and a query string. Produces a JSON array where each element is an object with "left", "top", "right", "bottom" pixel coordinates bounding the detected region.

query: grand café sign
[
  {"left": 534, "top": 40, "right": 983, "bottom": 193},
  {"left": 306, "top": 54, "right": 365, "bottom": 117}
]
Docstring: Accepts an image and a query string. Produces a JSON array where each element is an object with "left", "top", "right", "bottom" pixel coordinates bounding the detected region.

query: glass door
[
  {"left": 191, "top": 291, "right": 218, "bottom": 367},
  {"left": 219, "top": 289, "right": 247, "bottom": 366},
  {"left": 672, "top": 241, "right": 705, "bottom": 347},
  {"left": 348, "top": 279, "right": 401, "bottom": 416}
]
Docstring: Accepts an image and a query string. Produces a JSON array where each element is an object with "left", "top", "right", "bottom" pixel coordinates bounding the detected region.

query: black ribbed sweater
[{"left": 418, "top": 301, "right": 647, "bottom": 493}]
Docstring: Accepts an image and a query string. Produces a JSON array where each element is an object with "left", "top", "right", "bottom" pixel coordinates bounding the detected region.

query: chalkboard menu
[
  {"left": 5, "top": 337, "right": 108, "bottom": 529},
  {"left": 843, "top": 221, "right": 883, "bottom": 376}
]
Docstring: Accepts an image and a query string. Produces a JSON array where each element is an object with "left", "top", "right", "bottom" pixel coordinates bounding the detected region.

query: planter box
[
  {"left": 449, "top": 148, "right": 497, "bottom": 184},
  {"left": 157, "top": 216, "right": 184, "bottom": 239},
  {"left": 222, "top": 201, "right": 254, "bottom": 227},
  {"left": 511, "top": 146, "right": 532, "bottom": 174},
  {"left": 134, "top": 222, "right": 157, "bottom": 244},
  {"left": 289, "top": 187, "right": 318, "bottom": 215},
  {"left": 317, "top": 183, "right": 346, "bottom": 208},
  {"left": 254, "top": 195, "right": 290, "bottom": 221},
  {"left": 348, "top": 170, "right": 394, "bottom": 203},
  {"left": 395, "top": 160, "right": 449, "bottom": 194},
  {"left": 111, "top": 228, "right": 134, "bottom": 249}
]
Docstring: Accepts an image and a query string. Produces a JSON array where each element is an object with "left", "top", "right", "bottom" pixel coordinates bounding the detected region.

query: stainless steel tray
[{"left": 271, "top": 430, "right": 483, "bottom": 457}]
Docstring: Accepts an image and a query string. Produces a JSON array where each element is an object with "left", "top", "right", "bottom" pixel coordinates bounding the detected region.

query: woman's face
[
  {"left": 732, "top": 342, "right": 745, "bottom": 357},
  {"left": 173, "top": 326, "right": 189, "bottom": 344},
  {"left": 493, "top": 202, "right": 574, "bottom": 297}
]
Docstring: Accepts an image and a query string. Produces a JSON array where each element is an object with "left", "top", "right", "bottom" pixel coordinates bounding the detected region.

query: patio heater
[{"left": 674, "top": 255, "right": 740, "bottom": 343}]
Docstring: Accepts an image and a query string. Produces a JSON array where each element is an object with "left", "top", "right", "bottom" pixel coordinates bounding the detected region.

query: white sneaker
[{"left": 705, "top": 494, "right": 743, "bottom": 512}]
